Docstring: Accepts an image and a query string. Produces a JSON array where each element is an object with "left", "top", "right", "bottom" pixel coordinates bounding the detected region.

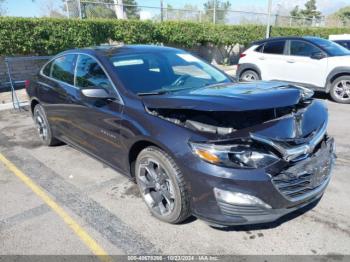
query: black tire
[
  {"left": 33, "top": 104, "right": 61, "bottom": 146},
  {"left": 240, "top": 70, "right": 260, "bottom": 82},
  {"left": 330, "top": 76, "right": 350, "bottom": 104},
  {"left": 135, "top": 146, "right": 191, "bottom": 224}
]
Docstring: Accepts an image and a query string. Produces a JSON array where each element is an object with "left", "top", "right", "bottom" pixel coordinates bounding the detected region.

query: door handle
[{"left": 287, "top": 60, "right": 295, "bottom": 63}]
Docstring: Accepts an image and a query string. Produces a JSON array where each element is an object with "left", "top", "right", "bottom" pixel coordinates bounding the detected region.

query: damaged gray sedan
[{"left": 28, "top": 45, "right": 336, "bottom": 226}]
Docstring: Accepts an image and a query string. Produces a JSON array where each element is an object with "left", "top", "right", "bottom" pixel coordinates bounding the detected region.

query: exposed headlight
[
  {"left": 189, "top": 142, "right": 279, "bottom": 169},
  {"left": 296, "top": 85, "right": 314, "bottom": 100}
]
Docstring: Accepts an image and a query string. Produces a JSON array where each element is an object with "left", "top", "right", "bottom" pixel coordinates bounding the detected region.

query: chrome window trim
[{"left": 39, "top": 52, "right": 124, "bottom": 105}]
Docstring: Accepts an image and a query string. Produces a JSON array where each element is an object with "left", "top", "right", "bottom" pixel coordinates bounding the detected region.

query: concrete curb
[{"left": 0, "top": 102, "right": 29, "bottom": 111}]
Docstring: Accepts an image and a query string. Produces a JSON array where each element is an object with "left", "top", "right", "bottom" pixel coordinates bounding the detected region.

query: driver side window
[{"left": 75, "top": 55, "right": 113, "bottom": 91}]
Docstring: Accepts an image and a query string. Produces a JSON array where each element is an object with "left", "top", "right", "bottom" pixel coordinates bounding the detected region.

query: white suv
[{"left": 237, "top": 36, "right": 350, "bottom": 103}]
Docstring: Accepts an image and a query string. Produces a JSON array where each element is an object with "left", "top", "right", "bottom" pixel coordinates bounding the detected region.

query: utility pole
[
  {"left": 114, "top": 0, "right": 125, "bottom": 19},
  {"left": 213, "top": 0, "right": 217, "bottom": 24},
  {"left": 65, "top": 0, "right": 70, "bottom": 18},
  {"left": 160, "top": 0, "right": 164, "bottom": 22},
  {"left": 77, "top": 0, "right": 82, "bottom": 19},
  {"left": 265, "top": 0, "right": 272, "bottom": 38}
]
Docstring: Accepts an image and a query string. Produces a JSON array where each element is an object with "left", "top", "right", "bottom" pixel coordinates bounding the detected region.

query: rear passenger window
[
  {"left": 255, "top": 44, "right": 264, "bottom": 53},
  {"left": 263, "top": 41, "right": 286, "bottom": 55},
  {"left": 51, "top": 55, "right": 76, "bottom": 85},
  {"left": 42, "top": 61, "right": 52, "bottom": 77}
]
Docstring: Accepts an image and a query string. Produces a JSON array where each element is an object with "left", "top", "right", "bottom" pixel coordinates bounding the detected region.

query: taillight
[
  {"left": 239, "top": 53, "right": 246, "bottom": 58},
  {"left": 24, "top": 80, "right": 30, "bottom": 89}
]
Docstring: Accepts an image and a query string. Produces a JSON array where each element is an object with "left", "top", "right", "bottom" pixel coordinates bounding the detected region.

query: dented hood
[{"left": 142, "top": 81, "right": 304, "bottom": 111}]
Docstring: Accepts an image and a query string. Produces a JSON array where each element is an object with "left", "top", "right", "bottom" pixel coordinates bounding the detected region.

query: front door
[{"left": 65, "top": 54, "right": 125, "bottom": 171}]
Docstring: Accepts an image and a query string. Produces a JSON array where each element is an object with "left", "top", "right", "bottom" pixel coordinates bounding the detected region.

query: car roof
[
  {"left": 60, "top": 44, "right": 183, "bottom": 57},
  {"left": 251, "top": 36, "right": 322, "bottom": 46}
]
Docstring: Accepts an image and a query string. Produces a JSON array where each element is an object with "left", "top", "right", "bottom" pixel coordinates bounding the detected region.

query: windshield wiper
[
  {"left": 137, "top": 90, "right": 169, "bottom": 96},
  {"left": 137, "top": 86, "right": 196, "bottom": 96}
]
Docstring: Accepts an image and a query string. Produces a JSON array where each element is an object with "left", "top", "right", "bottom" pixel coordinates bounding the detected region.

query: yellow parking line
[{"left": 0, "top": 153, "right": 111, "bottom": 262}]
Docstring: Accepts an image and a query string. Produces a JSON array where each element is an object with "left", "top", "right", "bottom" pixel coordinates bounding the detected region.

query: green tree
[
  {"left": 329, "top": 6, "right": 350, "bottom": 25},
  {"left": 84, "top": 4, "right": 116, "bottom": 19},
  {"left": 300, "top": 0, "right": 321, "bottom": 19},
  {"left": 62, "top": 0, "right": 139, "bottom": 19},
  {"left": 290, "top": 0, "right": 321, "bottom": 19},
  {"left": 123, "top": 0, "right": 140, "bottom": 20},
  {"left": 290, "top": 0, "right": 322, "bottom": 26},
  {"left": 203, "top": 0, "right": 231, "bottom": 23},
  {"left": 290, "top": 6, "right": 301, "bottom": 18}
]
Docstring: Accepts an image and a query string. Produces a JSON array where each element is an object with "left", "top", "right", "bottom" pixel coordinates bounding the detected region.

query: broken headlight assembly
[
  {"left": 189, "top": 141, "right": 280, "bottom": 169},
  {"left": 296, "top": 85, "right": 314, "bottom": 100}
]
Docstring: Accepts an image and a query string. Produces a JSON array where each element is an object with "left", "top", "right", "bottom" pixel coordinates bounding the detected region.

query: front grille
[
  {"left": 218, "top": 202, "right": 269, "bottom": 217},
  {"left": 272, "top": 138, "right": 334, "bottom": 202},
  {"left": 272, "top": 173, "right": 327, "bottom": 201}
]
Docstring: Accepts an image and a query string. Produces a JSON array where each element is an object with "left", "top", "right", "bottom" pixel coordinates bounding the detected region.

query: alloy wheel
[
  {"left": 137, "top": 158, "right": 176, "bottom": 216},
  {"left": 333, "top": 80, "right": 350, "bottom": 101},
  {"left": 35, "top": 113, "right": 48, "bottom": 141},
  {"left": 242, "top": 72, "right": 257, "bottom": 81}
]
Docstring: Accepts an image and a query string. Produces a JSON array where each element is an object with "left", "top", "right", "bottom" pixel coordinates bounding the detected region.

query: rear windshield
[{"left": 308, "top": 37, "right": 350, "bottom": 56}]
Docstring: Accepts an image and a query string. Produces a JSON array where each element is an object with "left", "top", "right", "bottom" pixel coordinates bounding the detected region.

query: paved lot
[{"left": 0, "top": 96, "right": 350, "bottom": 256}]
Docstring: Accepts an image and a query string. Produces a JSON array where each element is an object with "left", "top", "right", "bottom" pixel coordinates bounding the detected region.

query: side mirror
[
  {"left": 81, "top": 88, "right": 115, "bottom": 100},
  {"left": 310, "top": 51, "right": 326, "bottom": 60}
]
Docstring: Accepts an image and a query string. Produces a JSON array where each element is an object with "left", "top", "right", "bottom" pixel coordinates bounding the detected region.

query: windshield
[
  {"left": 307, "top": 37, "right": 350, "bottom": 56},
  {"left": 108, "top": 51, "right": 231, "bottom": 95}
]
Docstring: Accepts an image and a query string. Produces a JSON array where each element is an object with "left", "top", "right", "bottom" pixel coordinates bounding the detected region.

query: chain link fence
[{"left": 62, "top": 0, "right": 350, "bottom": 28}]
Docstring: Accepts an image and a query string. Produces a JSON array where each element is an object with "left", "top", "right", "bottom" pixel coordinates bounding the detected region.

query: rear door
[
  {"left": 255, "top": 40, "right": 287, "bottom": 80},
  {"left": 37, "top": 54, "right": 77, "bottom": 137},
  {"left": 281, "top": 40, "right": 328, "bottom": 87}
]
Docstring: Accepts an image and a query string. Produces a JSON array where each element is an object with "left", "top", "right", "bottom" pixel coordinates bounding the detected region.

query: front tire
[
  {"left": 240, "top": 70, "right": 260, "bottom": 82},
  {"left": 135, "top": 146, "right": 191, "bottom": 224},
  {"left": 33, "top": 104, "right": 61, "bottom": 146},
  {"left": 330, "top": 76, "right": 350, "bottom": 104}
]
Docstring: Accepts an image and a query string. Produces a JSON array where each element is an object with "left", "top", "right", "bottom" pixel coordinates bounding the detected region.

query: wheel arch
[
  {"left": 128, "top": 139, "right": 172, "bottom": 178},
  {"left": 30, "top": 98, "right": 40, "bottom": 116},
  {"left": 237, "top": 63, "right": 261, "bottom": 80},
  {"left": 326, "top": 67, "right": 350, "bottom": 92}
]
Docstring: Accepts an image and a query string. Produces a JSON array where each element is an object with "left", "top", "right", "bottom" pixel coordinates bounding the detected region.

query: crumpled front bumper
[{"left": 187, "top": 136, "right": 336, "bottom": 227}]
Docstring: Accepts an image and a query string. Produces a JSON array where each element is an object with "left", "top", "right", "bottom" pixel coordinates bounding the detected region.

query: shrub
[{"left": 1, "top": 17, "right": 350, "bottom": 56}]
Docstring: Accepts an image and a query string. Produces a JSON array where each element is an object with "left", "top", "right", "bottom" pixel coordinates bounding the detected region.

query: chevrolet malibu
[{"left": 27, "top": 45, "right": 336, "bottom": 227}]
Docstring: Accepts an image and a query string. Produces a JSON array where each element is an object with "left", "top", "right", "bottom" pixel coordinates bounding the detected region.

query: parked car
[
  {"left": 27, "top": 45, "right": 335, "bottom": 227},
  {"left": 237, "top": 36, "right": 350, "bottom": 103},
  {"left": 329, "top": 34, "right": 350, "bottom": 50}
]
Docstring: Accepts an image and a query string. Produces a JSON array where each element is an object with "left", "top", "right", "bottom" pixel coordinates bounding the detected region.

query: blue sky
[
  {"left": 3, "top": 0, "right": 274, "bottom": 17},
  {"left": 3, "top": 0, "right": 350, "bottom": 17}
]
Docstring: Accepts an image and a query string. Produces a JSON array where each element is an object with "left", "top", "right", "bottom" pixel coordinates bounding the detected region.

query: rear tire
[
  {"left": 135, "top": 146, "right": 191, "bottom": 224},
  {"left": 240, "top": 70, "right": 260, "bottom": 82},
  {"left": 33, "top": 104, "right": 61, "bottom": 146},
  {"left": 330, "top": 76, "right": 350, "bottom": 104}
]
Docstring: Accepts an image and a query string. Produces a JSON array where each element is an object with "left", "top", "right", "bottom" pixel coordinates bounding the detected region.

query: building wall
[{"left": 0, "top": 56, "right": 50, "bottom": 88}]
